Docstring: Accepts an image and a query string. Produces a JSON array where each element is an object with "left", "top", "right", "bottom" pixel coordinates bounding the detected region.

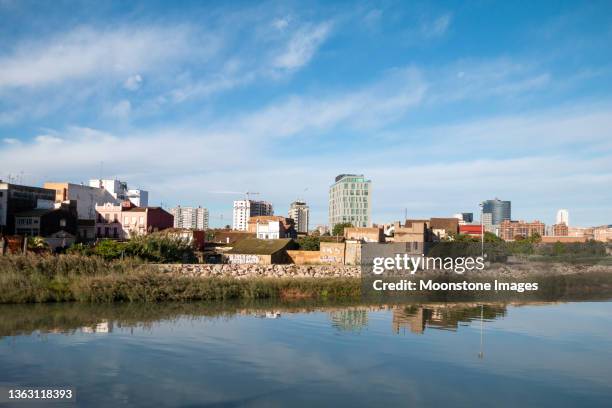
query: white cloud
[
  {"left": 273, "top": 22, "right": 332, "bottom": 70},
  {"left": 422, "top": 13, "right": 452, "bottom": 38},
  {"left": 425, "top": 58, "right": 552, "bottom": 104},
  {"left": 34, "top": 134, "right": 63, "bottom": 144},
  {"left": 232, "top": 67, "right": 427, "bottom": 138},
  {"left": 105, "top": 100, "right": 132, "bottom": 119},
  {"left": 0, "top": 25, "right": 207, "bottom": 89},
  {"left": 272, "top": 17, "right": 290, "bottom": 31},
  {"left": 123, "top": 74, "right": 143, "bottom": 91},
  {"left": 1, "top": 102, "right": 611, "bottom": 226},
  {"left": 2, "top": 137, "right": 20, "bottom": 144}
]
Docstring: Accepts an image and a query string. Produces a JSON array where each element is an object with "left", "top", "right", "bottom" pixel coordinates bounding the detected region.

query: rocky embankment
[
  {"left": 157, "top": 261, "right": 612, "bottom": 279},
  {"left": 157, "top": 263, "right": 361, "bottom": 279}
]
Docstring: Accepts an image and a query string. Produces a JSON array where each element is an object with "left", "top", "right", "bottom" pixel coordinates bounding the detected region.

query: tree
[
  {"left": 332, "top": 222, "right": 353, "bottom": 237},
  {"left": 484, "top": 232, "right": 502, "bottom": 243},
  {"left": 527, "top": 232, "right": 542, "bottom": 243},
  {"left": 297, "top": 236, "right": 320, "bottom": 251}
]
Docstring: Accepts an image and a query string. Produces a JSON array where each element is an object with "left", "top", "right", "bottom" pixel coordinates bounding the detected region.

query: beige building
[
  {"left": 44, "top": 182, "right": 117, "bottom": 240},
  {"left": 499, "top": 220, "right": 545, "bottom": 241},
  {"left": 394, "top": 220, "right": 430, "bottom": 243},
  {"left": 344, "top": 227, "right": 384, "bottom": 243},
  {"left": 593, "top": 226, "right": 612, "bottom": 242}
]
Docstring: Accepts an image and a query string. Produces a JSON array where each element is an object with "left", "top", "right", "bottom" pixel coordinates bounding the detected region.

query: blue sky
[{"left": 1, "top": 0, "right": 611, "bottom": 227}]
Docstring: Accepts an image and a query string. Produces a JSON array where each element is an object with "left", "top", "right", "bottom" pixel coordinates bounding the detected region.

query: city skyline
[{"left": 1, "top": 1, "right": 611, "bottom": 227}]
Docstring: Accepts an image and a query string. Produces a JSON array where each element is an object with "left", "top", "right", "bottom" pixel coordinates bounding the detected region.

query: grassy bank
[{"left": 0, "top": 255, "right": 361, "bottom": 304}]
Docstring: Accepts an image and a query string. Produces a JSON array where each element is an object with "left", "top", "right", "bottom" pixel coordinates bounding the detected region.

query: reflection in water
[
  {"left": 0, "top": 300, "right": 572, "bottom": 339},
  {"left": 1, "top": 298, "right": 612, "bottom": 407},
  {"left": 391, "top": 303, "right": 506, "bottom": 335},
  {"left": 329, "top": 309, "right": 369, "bottom": 332}
]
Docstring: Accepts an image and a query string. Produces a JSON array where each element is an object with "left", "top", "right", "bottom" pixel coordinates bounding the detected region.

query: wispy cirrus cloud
[
  {"left": 0, "top": 25, "right": 209, "bottom": 90},
  {"left": 273, "top": 21, "right": 332, "bottom": 70},
  {"left": 231, "top": 67, "right": 427, "bottom": 138},
  {"left": 421, "top": 13, "right": 452, "bottom": 38}
]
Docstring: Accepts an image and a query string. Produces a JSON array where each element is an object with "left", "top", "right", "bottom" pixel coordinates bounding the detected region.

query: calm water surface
[{"left": 1, "top": 300, "right": 612, "bottom": 407}]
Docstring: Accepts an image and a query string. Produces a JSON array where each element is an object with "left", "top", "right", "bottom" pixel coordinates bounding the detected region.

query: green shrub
[
  {"left": 297, "top": 236, "right": 320, "bottom": 251},
  {"left": 93, "top": 239, "right": 126, "bottom": 260},
  {"left": 124, "top": 234, "right": 196, "bottom": 263}
]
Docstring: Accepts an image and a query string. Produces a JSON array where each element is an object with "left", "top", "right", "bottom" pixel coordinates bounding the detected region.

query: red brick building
[{"left": 499, "top": 220, "right": 545, "bottom": 241}]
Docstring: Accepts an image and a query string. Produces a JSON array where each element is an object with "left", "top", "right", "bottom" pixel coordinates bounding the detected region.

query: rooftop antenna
[{"left": 99, "top": 161, "right": 104, "bottom": 180}]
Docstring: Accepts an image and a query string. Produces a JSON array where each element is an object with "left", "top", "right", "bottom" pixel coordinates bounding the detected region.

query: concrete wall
[
  {"left": 344, "top": 241, "right": 362, "bottom": 265},
  {"left": 226, "top": 253, "right": 272, "bottom": 265},
  {"left": 320, "top": 242, "right": 345, "bottom": 264},
  {"left": 286, "top": 250, "right": 322, "bottom": 264},
  {"left": 157, "top": 263, "right": 361, "bottom": 278}
]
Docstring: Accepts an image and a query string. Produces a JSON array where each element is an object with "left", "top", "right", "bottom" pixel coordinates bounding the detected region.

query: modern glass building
[
  {"left": 482, "top": 198, "right": 511, "bottom": 225},
  {"left": 328, "top": 174, "right": 371, "bottom": 229}
]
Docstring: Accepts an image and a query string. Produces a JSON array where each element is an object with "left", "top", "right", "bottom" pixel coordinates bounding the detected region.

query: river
[{"left": 1, "top": 299, "right": 612, "bottom": 407}]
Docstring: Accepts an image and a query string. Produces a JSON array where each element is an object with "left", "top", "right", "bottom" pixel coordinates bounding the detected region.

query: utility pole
[{"left": 479, "top": 202, "right": 484, "bottom": 258}]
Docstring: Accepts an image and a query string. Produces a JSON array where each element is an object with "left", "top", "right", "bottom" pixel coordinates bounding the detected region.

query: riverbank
[
  {"left": 0, "top": 255, "right": 361, "bottom": 303},
  {"left": 1, "top": 254, "right": 612, "bottom": 304}
]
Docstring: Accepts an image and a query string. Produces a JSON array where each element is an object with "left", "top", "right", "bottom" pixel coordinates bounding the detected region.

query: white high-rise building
[
  {"left": 127, "top": 189, "right": 148, "bottom": 207},
  {"left": 328, "top": 174, "right": 371, "bottom": 229},
  {"left": 232, "top": 200, "right": 273, "bottom": 231},
  {"left": 556, "top": 209, "right": 569, "bottom": 226},
  {"left": 171, "top": 206, "right": 209, "bottom": 230},
  {"left": 89, "top": 179, "right": 149, "bottom": 207},
  {"left": 288, "top": 201, "right": 309, "bottom": 234},
  {"left": 89, "top": 179, "right": 129, "bottom": 201}
]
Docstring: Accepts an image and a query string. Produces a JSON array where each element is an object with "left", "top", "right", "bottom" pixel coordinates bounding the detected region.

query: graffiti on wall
[{"left": 227, "top": 254, "right": 261, "bottom": 264}]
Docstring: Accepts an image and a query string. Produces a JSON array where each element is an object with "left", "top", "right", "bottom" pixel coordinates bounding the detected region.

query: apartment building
[
  {"left": 288, "top": 200, "right": 309, "bottom": 234},
  {"left": 232, "top": 200, "right": 273, "bottom": 231},
  {"left": 95, "top": 202, "right": 173, "bottom": 239},
  {"left": 328, "top": 174, "right": 371, "bottom": 229},
  {"left": 89, "top": 179, "right": 149, "bottom": 207},
  {"left": 247, "top": 216, "right": 297, "bottom": 239},
  {"left": 0, "top": 181, "right": 56, "bottom": 235},
  {"left": 44, "top": 182, "right": 117, "bottom": 240},
  {"left": 171, "top": 206, "right": 209, "bottom": 230},
  {"left": 499, "top": 220, "right": 545, "bottom": 241}
]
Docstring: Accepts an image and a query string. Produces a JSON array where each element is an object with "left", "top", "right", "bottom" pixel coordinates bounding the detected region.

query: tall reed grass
[{"left": 0, "top": 255, "right": 361, "bottom": 304}]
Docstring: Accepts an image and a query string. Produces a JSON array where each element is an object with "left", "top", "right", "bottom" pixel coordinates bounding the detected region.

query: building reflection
[
  {"left": 392, "top": 304, "right": 506, "bottom": 335},
  {"left": 80, "top": 320, "right": 113, "bottom": 334},
  {"left": 329, "top": 309, "right": 369, "bottom": 332}
]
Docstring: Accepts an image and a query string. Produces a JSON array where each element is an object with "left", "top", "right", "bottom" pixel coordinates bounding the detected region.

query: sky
[{"left": 0, "top": 0, "right": 611, "bottom": 228}]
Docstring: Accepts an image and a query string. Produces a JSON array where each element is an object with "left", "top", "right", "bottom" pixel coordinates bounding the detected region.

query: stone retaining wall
[{"left": 157, "top": 263, "right": 361, "bottom": 278}]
